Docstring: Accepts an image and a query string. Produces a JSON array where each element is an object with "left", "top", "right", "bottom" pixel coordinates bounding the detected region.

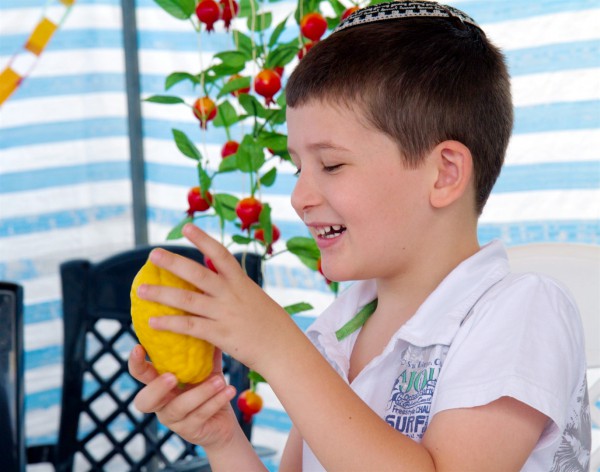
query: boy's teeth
[{"left": 315, "top": 225, "right": 346, "bottom": 238}]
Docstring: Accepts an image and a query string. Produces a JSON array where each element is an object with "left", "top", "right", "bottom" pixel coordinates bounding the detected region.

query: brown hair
[{"left": 286, "top": 17, "right": 513, "bottom": 214}]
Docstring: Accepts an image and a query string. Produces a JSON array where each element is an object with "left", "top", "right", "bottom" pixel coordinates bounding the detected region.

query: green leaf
[
  {"left": 214, "top": 51, "right": 247, "bottom": 68},
  {"left": 326, "top": 16, "right": 339, "bottom": 30},
  {"left": 236, "top": 135, "right": 265, "bottom": 173},
  {"left": 258, "top": 132, "right": 287, "bottom": 152},
  {"left": 286, "top": 236, "right": 320, "bottom": 264},
  {"left": 211, "top": 51, "right": 248, "bottom": 76},
  {"left": 284, "top": 302, "right": 313, "bottom": 316},
  {"left": 212, "top": 100, "right": 240, "bottom": 127},
  {"left": 327, "top": 0, "right": 347, "bottom": 16},
  {"left": 172, "top": 129, "right": 202, "bottom": 160},
  {"left": 258, "top": 203, "right": 272, "bottom": 244},
  {"left": 265, "top": 44, "right": 299, "bottom": 69},
  {"left": 200, "top": 69, "right": 220, "bottom": 85},
  {"left": 167, "top": 216, "right": 194, "bottom": 240},
  {"left": 247, "top": 12, "right": 272, "bottom": 31},
  {"left": 165, "top": 72, "right": 199, "bottom": 90},
  {"left": 294, "top": 0, "right": 319, "bottom": 23},
  {"left": 268, "top": 16, "right": 289, "bottom": 48},
  {"left": 276, "top": 91, "right": 287, "bottom": 107},
  {"left": 153, "top": 0, "right": 195, "bottom": 19},
  {"left": 232, "top": 30, "right": 255, "bottom": 59},
  {"left": 218, "top": 76, "right": 251, "bottom": 98},
  {"left": 213, "top": 193, "right": 239, "bottom": 221},
  {"left": 232, "top": 234, "right": 254, "bottom": 244},
  {"left": 238, "top": 0, "right": 258, "bottom": 17},
  {"left": 144, "top": 95, "right": 185, "bottom": 104},
  {"left": 218, "top": 154, "right": 239, "bottom": 172},
  {"left": 248, "top": 370, "right": 266, "bottom": 385},
  {"left": 259, "top": 167, "right": 277, "bottom": 187},
  {"left": 264, "top": 106, "right": 286, "bottom": 125},
  {"left": 197, "top": 165, "right": 212, "bottom": 197},
  {"left": 238, "top": 93, "right": 267, "bottom": 118}
]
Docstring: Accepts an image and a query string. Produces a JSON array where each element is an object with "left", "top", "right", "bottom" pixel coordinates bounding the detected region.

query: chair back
[
  {"left": 506, "top": 242, "right": 600, "bottom": 471},
  {"left": 505, "top": 243, "right": 600, "bottom": 368},
  {"left": 0, "top": 282, "right": 25, "bottom": 472},
  {"left": 54, "top": 245, "right": 262, "bottom": 472}
]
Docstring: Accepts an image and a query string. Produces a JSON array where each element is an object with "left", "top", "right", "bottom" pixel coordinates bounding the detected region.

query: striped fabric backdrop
[{"left": 1, "top": 0, "right": 598, "bottom": 470}]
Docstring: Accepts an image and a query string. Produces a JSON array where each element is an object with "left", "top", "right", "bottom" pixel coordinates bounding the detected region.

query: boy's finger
[
  {"left": 182, "top": 224, "right": 243, "bottom": 280},
  {"left": 160, "top": 376, "right": 231, "bottom": 425},
  {"left": 148, "top": 247, "right": 220, "bottom": 296},
  {"left": 128, "top": 344, "right": 159, "bottom": 385},
  {"left": 133, "top": 372, "right": 179, "bottom": 413},
  {"left": 148, "top": 313, "right": 216, "bottom": 345},
  {"left": 137, "top": 284, "right": 217, "bottom": 323},
  {"left": 184, "top": 384, "right": 237, "bottom": 426},
  {"left": 212, "top": 347, "right": 224, "bottom": 375}
]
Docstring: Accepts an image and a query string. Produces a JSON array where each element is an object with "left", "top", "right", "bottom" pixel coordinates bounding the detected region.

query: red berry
[
  {"left": 228, "top": 74, "right": 250, "bottom": 97},
  {"left": 254, "top": 69, "right": 281, "bottom": 106},
  {"left": 297, "top": 41, "right": 315, "bottom": 60},
  {"left": 204, "top": 256, "right": 217, "bottom": 273},
  {"left": 254, "top": 224, "right": 280, "bottom": 254},
  {"left": 317, "top": 257, "right": 332, "bottom": 285},
  {"left": 187, "top": 186, "right": 213, "bottom": 215},
  {"left": 221, "top": 140, "right": 239, "bottom": 159},
  {"left": 300, "top": 12, "right": 327, "bottom": 41},
  {"left": 237, "top": 389, "right": 263, "bottom": 422},
  {"left": 196, "top": 0, "right": 220, "bottom": 32},
  {"left": 219, "top": 0, "right": 239, "bottom": 30},
  {"left": 193, "top": 96, "right": 217, "bottom": 129},
  {"left": 274, "top": 66, "right": 284, "bottom": 78},
  {"left": 341, "top": 6, "right": 359, "bottom": 20},
  {"left": 235, "top": 197, "right": 262, "bottom": 231}
]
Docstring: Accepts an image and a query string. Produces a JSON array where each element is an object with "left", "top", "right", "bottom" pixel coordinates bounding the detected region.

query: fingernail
[
  {"left": 150, "top": 249, "right": 163, "bottom": 262},
  {"left": 149, "top": 317, "right": 160, "bottom": 328},
  {"left": 211, "top": 377, "right": 224, "bottom": 389},
  {"left": 133, "top": 345, "right": 143, "bottom": 358},
  {"left": 163, "top": 373, "right": 177, "bottom": 387}
]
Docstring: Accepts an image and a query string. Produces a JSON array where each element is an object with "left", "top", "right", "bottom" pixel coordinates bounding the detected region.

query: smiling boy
[{"left": 129, "top": 2, "right": 591, "bottom": 470}]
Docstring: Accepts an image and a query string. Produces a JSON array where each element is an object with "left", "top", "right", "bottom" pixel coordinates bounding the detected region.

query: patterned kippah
[{"left": 334, "top": 1, "right": 479, "bottom": 34}]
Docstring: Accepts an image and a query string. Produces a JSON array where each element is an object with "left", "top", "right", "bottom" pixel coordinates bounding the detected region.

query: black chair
[
  {"left": 27, "top": 245, "right": 268, "bottom": 471},
  {"left": 0, "top": 282, "right": 25, "bottom": 472}
]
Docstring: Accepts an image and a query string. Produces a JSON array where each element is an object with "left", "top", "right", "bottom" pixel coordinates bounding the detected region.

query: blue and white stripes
[{"left": 1, "top": 0, "right": 599, "bottom": 469}]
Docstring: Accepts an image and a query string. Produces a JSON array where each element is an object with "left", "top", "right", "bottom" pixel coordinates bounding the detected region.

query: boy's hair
[{"left": 286, "top": 3, "right": 513, "bottom": 214}]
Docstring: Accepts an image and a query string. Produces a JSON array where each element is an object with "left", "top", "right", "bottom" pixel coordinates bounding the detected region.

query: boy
[{"left": 129, "top": 1, "right": 591, "bottom": 470}]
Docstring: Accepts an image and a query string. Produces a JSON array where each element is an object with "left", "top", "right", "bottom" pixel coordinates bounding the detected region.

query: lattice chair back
[
  {"left": 0, "top": 282, "right": 25, "bottom": 472},
  {"left": 53, "top": 246, "right": 262, "bottom": 472}
]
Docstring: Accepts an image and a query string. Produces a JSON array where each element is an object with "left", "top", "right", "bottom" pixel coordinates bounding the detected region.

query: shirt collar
[{"left": 307, "top": 240, "right": 510, "bottom": 349}]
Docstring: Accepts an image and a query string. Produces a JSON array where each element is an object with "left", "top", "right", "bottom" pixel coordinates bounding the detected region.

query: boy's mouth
[{"left": 315, "top": 225, "right": 347, "bottom": 239}]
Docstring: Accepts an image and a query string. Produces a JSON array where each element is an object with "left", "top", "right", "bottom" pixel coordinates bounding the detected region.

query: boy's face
[{"left": 287, "top": 101, "right": 435, "bottom": 282}]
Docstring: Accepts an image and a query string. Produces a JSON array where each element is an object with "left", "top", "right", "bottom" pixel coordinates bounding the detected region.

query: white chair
[{"left": 506, "top": 243, "right": 600, "bottom": 470}]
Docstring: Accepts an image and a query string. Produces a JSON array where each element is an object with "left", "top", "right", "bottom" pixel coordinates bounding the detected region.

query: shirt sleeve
[{"left": 431, "top": 272, "right": 587, "bottom": 443}]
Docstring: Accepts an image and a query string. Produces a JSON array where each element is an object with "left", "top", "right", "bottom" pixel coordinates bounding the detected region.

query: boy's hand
[
  {"left": 128, "top": 344, "right": 238, "bottom": 450},
  {"left": 134, "top": 223, "right": 301, "bottom": 372}
]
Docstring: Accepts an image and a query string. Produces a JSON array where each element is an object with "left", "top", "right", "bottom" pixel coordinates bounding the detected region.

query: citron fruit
[{"left": 130, "top": 259, "right": 214, "bottom": 385}]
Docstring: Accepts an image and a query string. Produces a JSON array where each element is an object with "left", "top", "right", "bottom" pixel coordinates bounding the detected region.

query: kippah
[{"left": 334, "top": 1, "right": 479, "bottom": 33}]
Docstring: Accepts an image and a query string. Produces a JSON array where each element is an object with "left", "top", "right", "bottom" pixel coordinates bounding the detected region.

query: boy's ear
[{"left": 429, "top": 140, "right": 474, "bottom": 209}]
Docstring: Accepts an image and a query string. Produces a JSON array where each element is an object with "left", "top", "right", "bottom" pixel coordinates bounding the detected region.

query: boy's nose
[{"left": 290, "top": 170, "right": 320, "bottom": 217}]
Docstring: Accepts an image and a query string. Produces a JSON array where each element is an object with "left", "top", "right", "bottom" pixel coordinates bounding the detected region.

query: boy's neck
[{"left": 374, "top": 227, "right": 480, "bottom": 327}]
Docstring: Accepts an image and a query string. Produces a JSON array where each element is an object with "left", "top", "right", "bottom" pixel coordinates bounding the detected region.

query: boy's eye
[
  {"left": 324, "top": 164, "right": 343, "bottom": 173},
  {"left": 294, "top": 168, "right": 301, "bottom": 176}
]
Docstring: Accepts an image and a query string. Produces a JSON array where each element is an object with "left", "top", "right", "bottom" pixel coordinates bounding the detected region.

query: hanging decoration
[{"left": 0, "top": 0, "right": 76, "bottom": 107}]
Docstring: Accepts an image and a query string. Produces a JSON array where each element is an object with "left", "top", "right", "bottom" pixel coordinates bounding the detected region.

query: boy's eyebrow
[{"left": 288, "top": 141, "right": 352, "bottom": 155}]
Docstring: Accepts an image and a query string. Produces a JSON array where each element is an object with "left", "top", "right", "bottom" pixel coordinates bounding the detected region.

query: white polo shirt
[{"left": 303, "top": 240, "right": 590, "bottom": 471}]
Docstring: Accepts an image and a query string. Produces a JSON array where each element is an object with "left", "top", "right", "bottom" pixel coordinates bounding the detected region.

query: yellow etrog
[{"left": 130, "top": 259, "right": 214, "bottom": 385}]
